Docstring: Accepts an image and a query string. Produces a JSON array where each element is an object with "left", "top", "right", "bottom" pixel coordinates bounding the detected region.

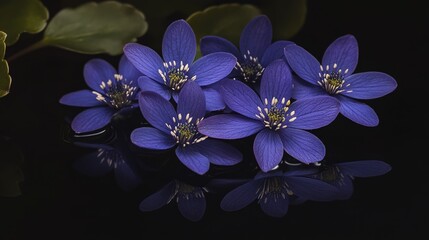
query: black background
[{"left": 1, "top": 0, "right": 427, "bottom": 239}]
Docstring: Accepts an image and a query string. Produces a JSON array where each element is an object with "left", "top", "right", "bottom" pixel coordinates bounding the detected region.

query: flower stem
[{"left": 7, "top": 41, "right": 47, "bottom": 62}]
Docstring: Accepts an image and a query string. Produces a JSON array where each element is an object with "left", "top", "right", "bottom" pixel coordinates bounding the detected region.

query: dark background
[{"left": 1, "top": 0, "right": 427, "bottom": 239}]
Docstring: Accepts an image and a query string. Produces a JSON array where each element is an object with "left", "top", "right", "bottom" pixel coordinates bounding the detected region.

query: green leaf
[
  {"left": 0, "top": 32, "right": 11, "bottom": 97},
  {"left": 0, "top": 0, "right": 49, "bottom": 45},
  {"left": 43, "top": 1, "right": 148, "bottom": 55},
  {"left": 260, "top": 0, "right": 307, "bottom": 39},
  {"left": 187, "top": 3, "right": 261, "bottom": 58}
]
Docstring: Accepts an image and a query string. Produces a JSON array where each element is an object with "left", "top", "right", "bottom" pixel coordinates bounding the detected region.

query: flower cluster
[{"left": 60, "top": 15, "right": 397, "bottom": 176}]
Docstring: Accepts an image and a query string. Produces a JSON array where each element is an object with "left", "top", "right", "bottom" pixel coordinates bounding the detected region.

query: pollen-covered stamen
[
  {"left": 256, "top": 97, "right": 293, "bottom": 131},
  {"left": 317, "top": 63, "right": 353, "bottom": 94},
  {"left": 93, "top": 74, "right": 137, "bottom": 109},
  {"left": 256, "top": 177, "right": 293, "bottom": 203},
  {"left": 158, "top": 61, "right": 196, "bottom": 91},
  {"left": 168, "top": 113, "right": 207, "bottom": 147},
  {"left": 234, "top": 50, "right": 264, "bottom": 83},
  {"left": 175, "top": 181, "right": 206, "bottom": 202}
]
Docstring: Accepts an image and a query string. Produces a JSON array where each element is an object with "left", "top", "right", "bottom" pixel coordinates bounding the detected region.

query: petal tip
[
  {"left": 168, "top": 19, "right": 192, "bottom": 31},
  {"left": 253, "top": 14, "right": 270, "bottom": 24},
  {"left": 343, "top": 34, "right": 356, "bottom": 40},
  {"left": 123, "top": 42, "right": 140, "bottom": 52}
]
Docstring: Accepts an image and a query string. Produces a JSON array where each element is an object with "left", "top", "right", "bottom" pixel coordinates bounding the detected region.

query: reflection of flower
[
  {"left": 73, "top": 143, "right": 141, "bottom": 191},
  {"left": 312, "top": 160, "right": 392, "bottom": 200},
  {"left": 124, "top": 19, "right": 237, "bottom": 111},
  {"left": 131, "top": 81, "right": 242, "bottom": 175},
  {"left": 199, "top": 60, "right": 340, "bottom": 171},
  {"left": 284, "top": 35, "right": 397, "bottom": 126},
  {"left": 220, "top": 170, "right": 337, "bottom": 217},
  {"left": 139, "top": 180, "right": 207, "bottom": 222},
  {"left": 201, "top": 15, "right": 293, "bottom": 85},
  {"left": 60, "top": 55, "right": 141, "bottom": 133}
]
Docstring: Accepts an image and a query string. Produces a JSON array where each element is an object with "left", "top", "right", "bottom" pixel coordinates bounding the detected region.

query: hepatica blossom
[
  {"left": 201, "top": 15, "right": 293, "bottom": 85},
  {"left": 198, "top": 60, "right": 340, "bottom": 172},
  {"left": 124, "top": 19, "right": 237, "bottom": 111},
  {"left": 284, "top": 35, "right": 397, "bottom": 126},
  {"left": 130, "top": 81, "right": 242, "bottom": 175},
  {"left": 60, "top": 55, "right": 141, "bottom": 133}
]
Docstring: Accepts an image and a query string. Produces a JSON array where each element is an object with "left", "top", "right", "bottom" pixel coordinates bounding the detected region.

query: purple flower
[
  {"left": 198, "top": 60, "right": 340, "bottom": 172},
  {"left": 284, "top": 35, "right": 397, "bottom": 126},
  {"left": 220, "top": 170, "right": 337, "bottom": 217},
  {"left": 123, "top": 19, "right": 237, "bottom": 111},
  {"left": 312, "top": 160, "right": 392, "bottom": 200},
  {"left": 130, "top": 81, "right": 242, "bottom": 175},
  {"left": 139, "top": 180, "right": 207, "bottom": 222},
  {"left": 201, "top": 15, "right": 293, "bottom": 85},
  {"left": 60, "top": 55, "right": 142, "bottom": 133}
]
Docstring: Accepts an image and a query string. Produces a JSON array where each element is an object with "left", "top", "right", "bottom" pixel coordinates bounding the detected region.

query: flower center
[
  {"left": 168, "top": 181, "right": 206, "bottom": 204},
  {"left": 176, "top": 181, "right": 206, "bottom": 200},
  {"left": 97, "top": 148, "right": 124, "bottom": 169},
  {"left": 317, "top": 166, "right": 346, "bottom": 186},
  {"left": 255, "top": 97, "right": 296, "bottom": 131},
  {"left": 158, "top": 61, "right": 196, "bottom": 91},
  {"left": 235, "top": 50, "right": 264, "bottom": 84},
  {"left": 256, "top": 177, "right": 293, "bottom": 203},
  {"left": 317, "top": 63, "right": 353, "bottom": 94},
  {"left": 93, "top": 74, "right": 137, "bottom": 109},
  {"left": 166, "top": 113, "right": 208, "bottom": 147}
]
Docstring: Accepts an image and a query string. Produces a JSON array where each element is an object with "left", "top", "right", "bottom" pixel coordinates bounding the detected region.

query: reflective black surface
[{"left": 0, "top": 0, "right": 426, "bottom": 239}]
